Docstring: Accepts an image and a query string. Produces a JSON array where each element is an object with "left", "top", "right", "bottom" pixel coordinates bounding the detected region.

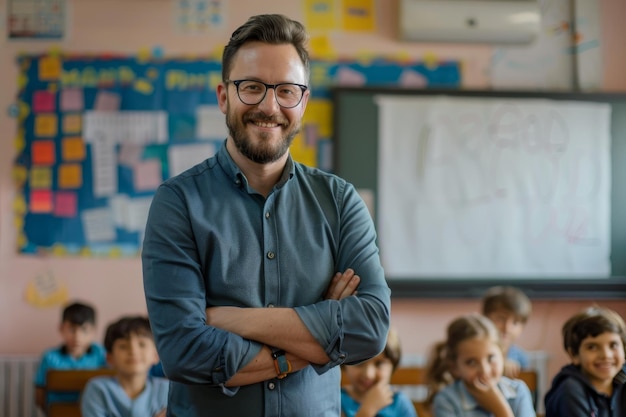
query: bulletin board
[{"left": 14, "top": 53, "right": 460, "bottom": 257}]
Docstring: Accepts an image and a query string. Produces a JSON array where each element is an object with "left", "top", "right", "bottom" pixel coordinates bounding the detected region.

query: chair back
[{"left": 46, "top": 368, "right": 116, "bottom": 417}]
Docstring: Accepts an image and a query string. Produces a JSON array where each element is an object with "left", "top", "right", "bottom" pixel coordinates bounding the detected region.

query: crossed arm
[{"left": 206, "top": 269, "right": 360, "bottom": 387}]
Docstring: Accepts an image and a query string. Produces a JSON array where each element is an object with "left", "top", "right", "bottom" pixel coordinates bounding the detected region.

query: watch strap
[{"left": 271, "top": 348, "right": 291, "bottom": 379}]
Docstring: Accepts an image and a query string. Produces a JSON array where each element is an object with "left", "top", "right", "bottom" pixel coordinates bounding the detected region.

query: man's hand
[{"left": 324, "top": 268, "right": 360, "bottom": 300}]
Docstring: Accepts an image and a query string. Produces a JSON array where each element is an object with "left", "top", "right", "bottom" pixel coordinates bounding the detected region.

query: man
[{"left": 142, "top": 14, "right": 390, "bottom": 416}]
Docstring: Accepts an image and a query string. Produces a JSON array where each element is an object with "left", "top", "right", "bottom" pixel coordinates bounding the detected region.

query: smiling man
[{"left": 142, "top": 14, "right": 390, "bottom": 417}]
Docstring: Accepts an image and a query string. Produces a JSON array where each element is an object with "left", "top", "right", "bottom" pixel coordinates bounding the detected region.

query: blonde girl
[{"left": 426, "top": 314, "right": 535, "bottom": 417}]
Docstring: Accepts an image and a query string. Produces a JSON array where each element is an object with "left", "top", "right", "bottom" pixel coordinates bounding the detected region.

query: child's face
[
  {"left": 570, "top": 331, "right": 625, "bottom": 392},
  {"left": 107, "top": 333, "right": 159, "bottom": 377},
  {"left": 452, "top": 337, "right": 504, "bottom": 386},
  {"left": 59, "top": 321, "right": 96, "bottom": 358},
  {"left": 485, "top": 308, "right": 525, "bottom": 351},
  {"left": 342, "top": 352, "right": 394, "bottom": 395}
]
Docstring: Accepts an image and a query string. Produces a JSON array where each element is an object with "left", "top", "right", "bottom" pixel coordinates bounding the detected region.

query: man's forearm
[
  {"left": 225, "top": 345, "right": 308, "bottom": 386},
  {"left": 206, "top": 306, "right": 329, "bottom": 364}
]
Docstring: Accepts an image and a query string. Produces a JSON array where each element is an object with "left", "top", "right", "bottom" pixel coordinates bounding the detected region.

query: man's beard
[{"left": 226, "top": 106, "right": 300, "bottom": 164}]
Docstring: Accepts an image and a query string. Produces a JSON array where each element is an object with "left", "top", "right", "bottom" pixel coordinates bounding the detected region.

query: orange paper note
[
  {"left": 58, "top": 163, "right": 83, "bottom": 189},
  {"left": 62, "top": 137, "right": 86, "bottom": 161},
  {"left": 32, "top": 140, "right": 56, "bottom": 165}
]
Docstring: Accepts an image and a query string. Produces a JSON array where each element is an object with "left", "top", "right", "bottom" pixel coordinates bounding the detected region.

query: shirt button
[
  {"left": 267, "top": 251, "right": 275, "bottom": 259},
  {"left": 267, "top": 303, "right": 275, "bottom": 308},
  {"left": 268, "top": 382, "right": 276, "bottom": 390},
  {"left": 265, "top": 212, "right": 270, "bottom": 219}
]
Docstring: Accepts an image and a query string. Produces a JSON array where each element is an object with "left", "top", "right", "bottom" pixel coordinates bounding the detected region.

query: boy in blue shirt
[
  {"left": 80, "top": 316, "right": 168, "bottom": 417},
  {"left": 34, "top": 301, "right": 107, "bottom": 412}
]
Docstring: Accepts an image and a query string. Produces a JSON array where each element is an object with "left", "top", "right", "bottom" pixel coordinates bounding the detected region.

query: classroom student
[
  {"left": 481, "top": 286, "right": 532, "bottom": 378},
  {"left": 544, "top": 306, "right": 626, "bottom": 417},
  {"left": 341, "top": 328, "right": 417, "bottom": 417},
  {"left": 426, "top": 313, "right": 535, "bottom": 417},
  {"left": 34, "top": 301, "right": 107, "bottom": 412},
  {"left": 80, "top": 316, "right": 168, "bottom": 417},
  {"left": 141, "top": 13, "right": 390, "bottom": 417}
]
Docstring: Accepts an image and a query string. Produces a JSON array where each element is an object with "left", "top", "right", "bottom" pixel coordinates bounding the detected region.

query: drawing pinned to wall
[
  {"left": 7, "top": 0, "right": 65, "bottom": 39},
  {"left": 14, "top": 52, "right": 460, "bottom": 256},
  {"left": 173, "top": 0, "right": 226, "bottom": 34},
  {"left": 304, "top": 0, "right": 339, "bottom": 32},
  {"left": 341, "top": 0, "right": 376, "bottom": 32},
  {"left": 24, "top": 270, "right": 69, "bottom": 308},
  {"left": 491, "top": 0, "right": 573, "bottom": 90}
]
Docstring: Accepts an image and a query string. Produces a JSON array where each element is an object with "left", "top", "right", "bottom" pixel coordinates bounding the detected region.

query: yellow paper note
[
  {"left": 35, "top": 114, "right": 58, "bottom": 137},
  {"left": 342, "top": 0, "right": 376, "bottom": 32},
  {"left": 62, "top": 114, "right": 82, "bottom": 134},
  {"left": 30, "top": 166, "right": 53, "bottom": 189},
  {"left": 62, "top": 137, "right": 86, "bottom": 161},
  {"left": 309, "top": 35, "right": 337, "bottom": 60},
  {"left": 304, "top": 0, "right": 337, "bottom": 31},
  {"left": 39, "top": 56, "right": 62, "bottom": 81},
  {"left": 303, "top": 100, "right": 332, "bottom": 138},
  {"left": 58, "top": 163, "right": 82, "bottom": 189}
]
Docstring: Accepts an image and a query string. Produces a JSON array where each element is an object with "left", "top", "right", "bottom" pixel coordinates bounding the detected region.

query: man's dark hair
[
  {"left": 62, "top": 301, "right": 96, "bottom": 326},
  {"left": 104, "top": 316, "right": 153, "bottom": 353},
  {"left": 222, "top": 14, "right": 310, "bottom": 83}
]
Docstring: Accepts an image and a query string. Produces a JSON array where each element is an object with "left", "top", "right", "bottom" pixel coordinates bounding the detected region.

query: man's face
[{"left": 217, "top": 41, "right": 309, "bottom": 164}]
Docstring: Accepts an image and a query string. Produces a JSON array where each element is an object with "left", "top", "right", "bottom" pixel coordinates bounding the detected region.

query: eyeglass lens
[{"left": 236, "top": 80, "right": 303, "bottom": 108}]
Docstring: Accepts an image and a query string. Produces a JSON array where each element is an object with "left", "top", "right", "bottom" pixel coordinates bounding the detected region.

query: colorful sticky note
[
  {"left": 342, "top": 0, "right": 376, "bottom": 32},
  {"left": 60, "top": 88, "right": 84, "bottom": 111},
  {"left": 58, "top": 163, "right": 82, "bottom": 189},
  {"left": 33, "top": 91, "right": 56, "bottom": 113},
  {"left": 39, "top": 56, "right": 62, "bottom": 81},
  {"left": 54, "top": 191, "right": 78, "bottom": 217},
  {"left": 133, "top": 159, "right": 163, "bottom": 191},
  {"left": 32, "top": 140, "right": 56, "bottom": 165},
  {"left": 30, "top": 166, "right": 53, "bottom": 189},
  {"left": 35, "top": 114, "right": 58, "bottom": 137},
  {"left": 309, "top": 35, "right": 337, "bottom": 60},
  {"left": 304, "top": 0, "right": 337, "bottom": 31},
  {"left": 62, "top": 137, "right": 86, "bottom": 161},
  {"left": 30, "top": 190, "right": 54, "bottom": 213},
  {"left": 94, "top": 91, "right": 121, "bottom": 111},
  {"left": 62, "top": 114, "right": 82, "bottom": 134}
]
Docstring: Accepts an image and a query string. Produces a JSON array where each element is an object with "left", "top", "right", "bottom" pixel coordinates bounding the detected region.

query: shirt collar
[{"left": 216, "top": 140, "right": 295, "bottom": 191}]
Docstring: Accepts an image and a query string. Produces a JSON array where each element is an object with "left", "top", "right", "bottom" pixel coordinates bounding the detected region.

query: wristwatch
[{"left": 271, "top": 348, "right": 292, "bottom": 379}]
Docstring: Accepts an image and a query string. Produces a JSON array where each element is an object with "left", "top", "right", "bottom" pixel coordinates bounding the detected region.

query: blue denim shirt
[
  {"left": 432, "top": 377, "right": 536, "bottom": 417},
  {"left": 142, "top": 143, "right": 391, "bottom": 416}
]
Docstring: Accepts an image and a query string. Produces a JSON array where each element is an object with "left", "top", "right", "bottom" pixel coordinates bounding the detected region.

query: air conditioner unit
[{"left": 399, "top": 0, "right": 541, "bottom": 44}]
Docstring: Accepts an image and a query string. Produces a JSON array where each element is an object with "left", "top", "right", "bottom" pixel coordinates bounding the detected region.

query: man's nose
[{"left": 257, "top": 87, "right": 280, "bottom": 113}]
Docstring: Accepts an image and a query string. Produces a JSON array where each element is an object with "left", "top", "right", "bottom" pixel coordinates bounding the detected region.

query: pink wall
[{"left": 0, "top": 0, "right": 625, "bottom": 388}]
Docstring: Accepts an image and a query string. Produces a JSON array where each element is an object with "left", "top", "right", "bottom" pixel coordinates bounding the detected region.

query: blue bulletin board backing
[{"left": 13, "top": 53, "right": 460, "bottom": 257}]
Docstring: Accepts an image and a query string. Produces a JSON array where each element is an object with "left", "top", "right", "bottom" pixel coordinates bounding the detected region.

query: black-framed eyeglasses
[{"left": 226, "top": 79, "right": 308, "bottom": 109}]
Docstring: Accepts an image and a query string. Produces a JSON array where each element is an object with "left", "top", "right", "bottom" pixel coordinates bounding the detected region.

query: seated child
[
  {"left": 482, "top": 286, "right": 533, "bottom": 378},
  {"left": 544, "top": 306, "right": 626, "bottom": 417},
  {"left": 80, "top": 315, "right": 168, "bottom": 417},
  {"left": 341, "top": 327, "right": 417, "bottom": 417},
  {"left": 426, "top": 313, "right": 535, "bottom": 417},
  {"left": 34, "top": 301, "right": 107, "bottom": 411}
]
